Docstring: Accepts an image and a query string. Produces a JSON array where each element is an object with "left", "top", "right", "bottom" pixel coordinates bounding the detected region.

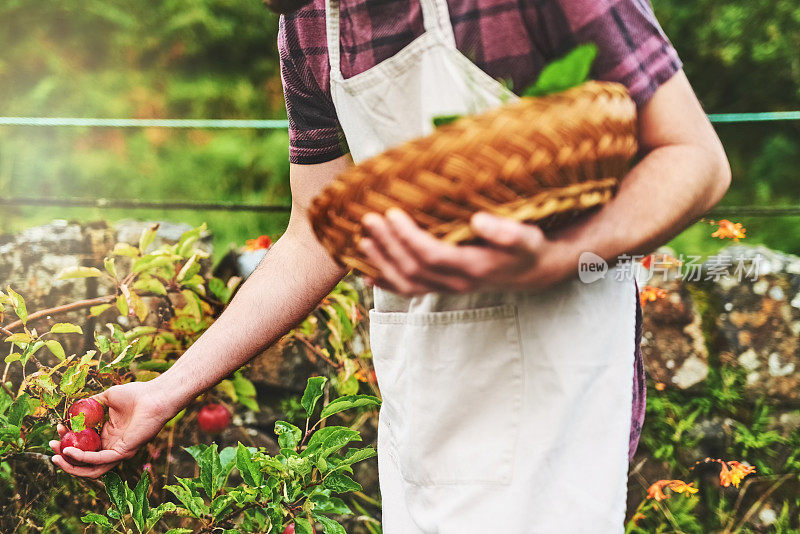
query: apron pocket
[{"left": 370, "top": 304, "right": 524, "bottom": 486}]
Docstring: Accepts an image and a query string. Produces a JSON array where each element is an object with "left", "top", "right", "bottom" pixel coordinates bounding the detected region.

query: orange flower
[
  {"left": 667, "top": 480, "right": 699, "bottom": 496},
  {"left": 654, "top": 382, "right": 666, "bottom": 391},
  {"left": 720, "top": 461, "right": 756, "bottom": 488},
  {"left": 244, "top": 235, "right": 272, "bottom": 251},
  {"left": 641, "top": 253, "right": 683, "bottom": 270},
  {"left": 631, "top": 512, "right": 646, "bottom": 525},
  {"left": 646, "top": 479, "right": 698, "bottom": 501},
  {"left": 691, "top": 457, "right": 757, "bottom": 489},
  {"left": 710, "top": 219, "right": 746, "bottom": 241},
  {"left": 639, "top": 286, "right": 667, "bottom": 306}
]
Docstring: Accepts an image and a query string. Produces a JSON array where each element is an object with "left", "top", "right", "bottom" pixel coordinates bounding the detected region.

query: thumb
[{"left": 471, "top": 212, "right": 545, "bottom": 252}]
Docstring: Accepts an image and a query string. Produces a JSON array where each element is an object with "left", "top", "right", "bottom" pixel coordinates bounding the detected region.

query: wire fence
[{"left": 1, "top": 111, "right": 799, "bottom": 217}]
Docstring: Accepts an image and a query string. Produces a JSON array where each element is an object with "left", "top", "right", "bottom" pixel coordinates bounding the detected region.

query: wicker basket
[{"left": 309, "top": 80, "right": 638, "bottom": 277}]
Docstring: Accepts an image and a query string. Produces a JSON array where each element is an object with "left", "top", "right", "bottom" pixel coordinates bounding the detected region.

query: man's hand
[
  {"left": 50, "top": 381, "right": 176, "bottom": 478},
  {"left": 358, "top": 208, "right": 575, "bottom": 296}
]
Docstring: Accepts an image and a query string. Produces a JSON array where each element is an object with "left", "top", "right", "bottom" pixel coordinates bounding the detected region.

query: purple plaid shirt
[{"left": 279, "top": 0, "right": 681, "bottom": 459}]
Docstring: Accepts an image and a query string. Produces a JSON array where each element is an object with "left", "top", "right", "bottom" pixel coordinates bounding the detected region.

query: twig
[
  {"left": 728, "top": 474, "right": 792, "bottom": 534},
  {"left": 1, "top": 326, "right": 13, "bottom": 337},
  {"left": 2, "top": 295, "right": 116, "bottom": 332},
  {"left": 297, "top": 336, "right": 341, "bottom": 369}
]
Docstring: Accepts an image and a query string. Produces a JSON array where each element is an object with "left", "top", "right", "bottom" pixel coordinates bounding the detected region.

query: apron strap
[
  {"left": 325, "top": 0, "right": 457, "bottom": 81},
  {"left": 325, "top": 0, "right": 343, "bottom": 80}
]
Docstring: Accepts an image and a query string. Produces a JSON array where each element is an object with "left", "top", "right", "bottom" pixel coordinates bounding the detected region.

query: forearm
[
  {"left": 149, "top": 226, "right": 346, "bottom": 414},
  {"left": 550, "top": 142, "right": 730, "bottom": 274}
]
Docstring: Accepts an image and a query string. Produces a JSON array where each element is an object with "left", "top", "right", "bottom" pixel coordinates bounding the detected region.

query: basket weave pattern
[{"left": 309, "top": 81, "right": 638, "bottom": 277}]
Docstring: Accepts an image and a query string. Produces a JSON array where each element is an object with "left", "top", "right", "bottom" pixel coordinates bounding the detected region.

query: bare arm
[
  {"left": 152, "top": 157, "right": 351, "bottom": 408},
  {"left": 52, "top": 155, "right": 352, "bottom": 477},
  {"left": 550, "top": 70, "right": 732, "bottom": 267}
]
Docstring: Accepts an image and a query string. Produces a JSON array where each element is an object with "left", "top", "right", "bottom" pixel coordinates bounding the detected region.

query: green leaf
[
  {"left": 132, "top": 277, "right": 168, "bottom": 296},
  {"left": 4, "top": 333, "right": 32, "bottom": 344},
  {"left": 309, "top": 493, "right": 351, "bottom": 515},
  {"left": 60, "top": 365, "right": 89, "bottom": 396},
  {"left": 45, "top": 340, "right": 66, "bottom": 361},
  {"left": 209, "top": 277, "right": 233, "bottom": 304},
  {"left": 175, "top": 224, "right": 206, "bottom": 257},
  {"left": 89, "top": 303, "right": 113, "bottom": 317},
  {"left": 147, "top": 502, "right": 177, "bottom": 530},
  {"left": 275, "top": 420, "right": 302, "bottom": 450},
  {"left": 305, "top": 426, "right": 361, "bottom": 460},
  {"left": 235, "top": 443, "right": 263, "bottom": 487},
  {"left": 103, "top": 472, "right": 130, "bottom": 517},
  {"left": 49, "top": 322, "right": 83, "bottom": 335},
  {"left": 113, "top": 243, "right": 140, "bottom": 257},
  {"left": 315, "top": 515, "right": 347, "bottom": 534},
  {"left": 182, "top": 289, "right": 203, "bottom": 322},
  {"left": 323, "top": 472, "right": 362, "bottom": 493},
  {"left": 57, "top": 267, "right": 104, "bottom": 280},
  {"left": 6, "top": 287, "right": 27, "bottom": 324},
  {"left": 132, "top": 472, "right": 150, "bottom": 534},
  {"left": 81, "top": 513, "right": 112, "bottom": 527},
  {"left": 41, "top": 390, "right": 62, "bottom": 408},
  {"left": 71, "top": 412, "right": 86, "bottom": 433},
  {"left": 164, "top": 530, "right": 193, "bottom": 534},
  {"left": 104, "top": 257, "right": 117, "bottom": 278},
  {"left": 342, "top": 446, "right": 377, "bottom": 465},
  {"left": 177, "top": 254, "right": 198, "bottom": 283},
  {"left": 294, "top": 518, "right": 315, "bottom": 534},
  {"left": 32, "top": 373, "right": 57, "bottom": 393},
  {"left": 116, "top": 294, "right": 129, "bottom": 316},
  {"left": 95, "top": 333, "right": 112, "bottom": 353},
  {"left": 432, "top": 114, "right": 463, "bottom": 127},
  {"left": 320, "top": 395, "right": 381, "bottom": 419},
  {"left": 522, "top": 43, "right": 598, "bottom": 97},
  {"left": 8, "top": 394, "right": 32, "bottom": 426},
  {"left": 301, "top": 376, "right": 327, "bottom": 417},
  {"left": 231, "top": 371, "right": 259, "bottom": 412},
  {"left": 165, "top": 478, "right": 208, "bottom": 518},
  {"left": 209, "top": 494, "right": 236, "bottom": 521},
  {"left": 132, "top": 255, "right": 175, "bottom": 275},
  {"left": 139, "top": 224, "right": 159, "bottom": 253},
  {"left": 4, "top": 353, "right": 21, "bottom": 364},
  {"left": 199, "top": 443, "right": 224, "bottom": 499}
]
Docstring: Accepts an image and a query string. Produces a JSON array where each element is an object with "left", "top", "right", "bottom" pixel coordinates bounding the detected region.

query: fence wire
[{"left": 1, "top": 111, "right": 798, "bottom": 216}]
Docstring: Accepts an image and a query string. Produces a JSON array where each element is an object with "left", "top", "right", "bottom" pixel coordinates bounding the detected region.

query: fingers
[
  {"left": 61, "top": 446, "right": 127, "bottom": 465},
  {"left": 357, "top": 237, "right": 432, "bottom": 296},
  {"left": 91, "top": 388, "right": 110, "bottom": 407},
  {"left": 57, "top": 424, "right": 67, "bottom": 438},
  {"left": 49, "top": 439, "right": 62, "bottom": 455},
  {"left": 360, "top": 210, "right": 481, "bottom": 293},
  {"left": 471, "top": 212, "right": 545, "bottom": 252},
  {"left": 52, "top": 454, "right": 119, "bottom": 479}
]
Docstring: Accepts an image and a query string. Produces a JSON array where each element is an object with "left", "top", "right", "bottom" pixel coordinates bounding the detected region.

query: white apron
[{"left": 324, "top": 1, "right": 637, "bottom": 531}]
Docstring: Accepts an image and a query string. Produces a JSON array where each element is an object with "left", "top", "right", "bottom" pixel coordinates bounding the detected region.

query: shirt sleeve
[
  {"left": 278, "top": 13, "right": 347, "bottom": 165},
  {"left": 542, "top": 0, "right": 683, "bottom": 107}
]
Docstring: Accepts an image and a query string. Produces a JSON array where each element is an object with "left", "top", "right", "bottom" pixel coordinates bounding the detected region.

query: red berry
[
  {"left": 197, "top": 403, "right": 230, "bottom": 434},
  {"left": 282, "top": 524, "right": 295, "bottom": 534},
  {"left": 62, "top": 429, "right": 102, "bottom": 452},
  {"left": 68, "top": 398, "right": 105, "bottom": 428}
]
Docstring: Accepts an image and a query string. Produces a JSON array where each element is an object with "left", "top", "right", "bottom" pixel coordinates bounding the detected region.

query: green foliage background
[{"left": 0, "top": 0, "right": 798, "bottom": 258}]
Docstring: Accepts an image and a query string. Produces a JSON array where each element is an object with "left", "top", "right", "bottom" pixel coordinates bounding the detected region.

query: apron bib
[{"left": 324, "top": 1, "right": 637, "bottom": 531}]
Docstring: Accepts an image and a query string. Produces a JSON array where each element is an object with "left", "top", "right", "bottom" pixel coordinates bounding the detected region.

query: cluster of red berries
[{"left": 62, "top": 398, "right": 105, "bottom": 452}]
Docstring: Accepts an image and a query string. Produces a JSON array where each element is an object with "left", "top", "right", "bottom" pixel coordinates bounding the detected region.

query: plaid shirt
[{"left": 279, "top": 0, "right": 680, "bottom": 459}]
